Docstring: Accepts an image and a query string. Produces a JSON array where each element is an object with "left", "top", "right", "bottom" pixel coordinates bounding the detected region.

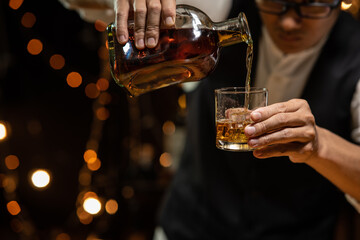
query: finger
[
  {"left": 134, "top": 0, "right": 147, "bottom": 49},
  {"left": 161, "top": 0, "right": 176, "bottom": 27},
  {"left": 115, "top": 0, "right": 131, "bottom": 44},
  {"left": 250, "top": 99, "right": 304, "bottom": 123},
  {"left": 145, "top": 0, "right": 161, "bottom": 48},
  {"left": 245, "top": 111, "right": 309, "bottom": 138},
  {"left": 247, "top": 126, "right": 316, "bottom": 149}
]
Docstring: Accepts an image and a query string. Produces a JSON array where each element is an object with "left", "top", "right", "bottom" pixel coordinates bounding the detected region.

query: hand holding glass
[{"left": 215, "top": 87, "right": 268, "bottom": 151}]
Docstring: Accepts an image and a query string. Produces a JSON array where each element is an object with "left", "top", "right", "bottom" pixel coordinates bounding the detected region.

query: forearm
[{"left": 306, "top": 126, "right": 360, "bottom": 201}]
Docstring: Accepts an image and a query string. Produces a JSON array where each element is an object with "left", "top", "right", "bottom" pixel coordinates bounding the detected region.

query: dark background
[{"left": 0, "top": 0, "right": 183, "bottom": 239}]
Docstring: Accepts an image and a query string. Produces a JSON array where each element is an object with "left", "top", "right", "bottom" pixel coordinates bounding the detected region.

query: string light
[
  {"left": 8, "top": 0, "right": 23, "bottom": 10},
  {"left": 49, "top": 54, "right": 66, "bottom": 70},
  {"left": 66, "top": 71, "right": 82, "bottom": 88},
  {"left": 27, "top": 39, "right": 43, "bottom": 55},
  {"left": 105, "top": 199, "right": 118, "bottom": 215},
  {"left": 21, "top": 12, "right": 36, "bottom": 28},
  {"left": 7, "top": 201, "right": 21, "bottom": 216},
  {"left": 178, "top": 94, "right": 187, "bottom": 109},
  {"left": 55, "top": 233, "right": 71, "bottom": 240},
  {"left": 159, "top": 152, "right": 172, "bottom": 168},
  {"left": 0, "top": 122, "right": 7, "bottom": 140},
  {"left": 162, "top": 121, "right": 175, "bottom": 136},
  {"left": 5, "top": 155, "right": 20, "bottom": 170},
  {"left": 85, "top": 83, "right": 100, "bottom": 99},
  {"left": 86, "top": 158, "right": 101, "bottom": 171},
  {"left": 83, "top": 197, "right": 102, "bottom": 215},
  {"left": 30, "top": 169, "right": 51, "bottom": 189}
]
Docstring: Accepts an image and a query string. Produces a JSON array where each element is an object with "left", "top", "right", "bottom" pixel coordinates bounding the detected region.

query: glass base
[{"left": 216, "top": 140, "right": 254, "bottom": 152}]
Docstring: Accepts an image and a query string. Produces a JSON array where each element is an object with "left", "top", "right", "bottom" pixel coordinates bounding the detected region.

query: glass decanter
[{"left": 107, "top": 4, "right": 252, "bottom": 97}]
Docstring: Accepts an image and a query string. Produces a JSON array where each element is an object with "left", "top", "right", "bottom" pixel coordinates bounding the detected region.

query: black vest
[{"left": 160, "top": 3, "right": 360, "bottom": 239}]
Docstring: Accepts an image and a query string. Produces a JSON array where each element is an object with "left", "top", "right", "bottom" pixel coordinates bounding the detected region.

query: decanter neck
[{"left": 214, "top": 12, "right": 252, "bottom": 47}]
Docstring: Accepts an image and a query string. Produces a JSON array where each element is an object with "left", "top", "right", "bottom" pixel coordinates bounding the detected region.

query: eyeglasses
[{"left": 255, "top": 0, "right": 342, "bottom": 19}]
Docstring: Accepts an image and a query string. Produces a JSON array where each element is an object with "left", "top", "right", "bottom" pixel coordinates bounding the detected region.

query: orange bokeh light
[
  {"left": 159, "top": 152, "right": 172, "bottom": 168},
  {"left": 96, "top": 107, "right": 109, "bottom": 121},
  {"left": 21, "top": 12, "right": 36, "bottom": 28},
  {"left": 105, "top": 199, "right": 118, "bottom": 215},
  {"left": 162, "top": 121, "right": 175, "bottom": 136},
  {"left": 56, "top": 233, "right": 71, "bottom": 240},
  {"left": 83, "top": 149, "right": 97, "bottom": 164},
  {"left": 7, "top": 201, "right": 21, "bottom": 215},
  {"left": 98, "top": 92, "right": 112, "bottom": 105},
  {"left": 77, "top": 207, "right": 93, "bottom": 225},
  {"left": 87, "top": 158, "right": 101, "bottom": 171},
  {"left": 96, "top": 78, "right": 109, "bottom": 91},
  {"left": 5, "top": 155, "right": 20, "bottom": 170},
  {"left": 122, "top": 186, "right": 134, "bottom": 199},
  {"left": 85, "top": 83, "right": 100, "bottom": 99},
  {"left": 66, "top": 72, "right": 82, "bottom": 88},
  {"left": 27, "top": 39, "right": 43, "bottom": 55},
  {"left": 49, "top": 54, "right": 65, "bottom": 70},
  {"left": 94, "top": 20, "right": 107, "bottom": 32},
  {"left": 9, "top": 0, "right": 23, "bottom": 10}
]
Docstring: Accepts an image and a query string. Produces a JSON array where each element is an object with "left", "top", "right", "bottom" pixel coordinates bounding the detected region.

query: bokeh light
[
  {"left": 96, "top": 107, "right": 109, "bottom": 121},
  {"left": 78, "top": 171, "right": 91, "bottom": 186},
  {"left": 162, "top": 121, "right": 175, "bottom": 136},
  {"left": 87, "top": 158, "right": 101, "bottom": 171},
  {"left": 83, "top": 149, "right": 97, "bottom": 164},
  {"left": 7, "top": 201, "right": 21, "bottom": 215},
  {"left": 31, "top": 169, "right": 51, "bottom": 188},
  {"left": 159, "top": 152, "right": 172, "bottom": 168},
  {"left": 105, "top": 199, "right": 118, "bottom": 215},
  {"left": 27, "top": 39, "right": 43, "bottom": 55},
  {"left": 5, "top": 155, "right": 20, "bottom": 170},
  {"left": 85, "top": 83, "right": 100, "bottom": 99},
  {"left": 10, "top": 219, "right": 23, "bottom": 233},
  {"left": 3, "top": 176, "right": 17, "bottom": 193},
  {"left": 83, "top": 197, "right": 101, "bottom": 215},
  {"left": 98, "top": 92, "right": 112, "bottom": 105},
  {"left": 49, "top": 54, "right": 65, "bottom": 70},
  {"left": 96, "top": 78, "right": 109, "bottom": 91},
  {"left": 121, "top": 186, "right": 134, "bottom": 199},
  {"left": 55, "top": 233, "right": 71, "bottom": 240},
  {"left": 9, "top": 0, "right": 24, "bottom": 10},
  {"left": 0, "top": 122, "right": 7, "bottom": 140},
  {"left": 178, "top": 94, "right": 187, "bottom": 109},
  {"left": 77, "top": 207, "right": 93, "bottom": 225},
  {"left": 21, "top": 12, "right": 36, "bottom": 28},
  {"left": 66, "top": 72, "right": 82, "bottom": 88}
]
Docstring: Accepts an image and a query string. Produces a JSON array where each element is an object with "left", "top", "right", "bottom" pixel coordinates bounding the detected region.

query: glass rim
[{"left": 215, "top": 87, "right": 267, "bottom": 94}]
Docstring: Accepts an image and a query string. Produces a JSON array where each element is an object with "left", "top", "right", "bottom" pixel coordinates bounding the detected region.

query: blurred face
[{"left": 258, "top": 1, "right": 341, "bottom": 54}]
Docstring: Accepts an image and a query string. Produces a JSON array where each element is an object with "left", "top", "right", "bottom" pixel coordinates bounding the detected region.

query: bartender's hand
[
  {"left": 244, "top": 99, "right": 319, "bottom": 163},
  {"left": 114, "top": 0, "right": 176, "bottom": 49}
]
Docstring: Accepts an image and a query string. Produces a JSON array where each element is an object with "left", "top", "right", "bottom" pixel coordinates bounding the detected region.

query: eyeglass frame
[{"left": 255, "top": 0, "right": 342, "bottom": 19}]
